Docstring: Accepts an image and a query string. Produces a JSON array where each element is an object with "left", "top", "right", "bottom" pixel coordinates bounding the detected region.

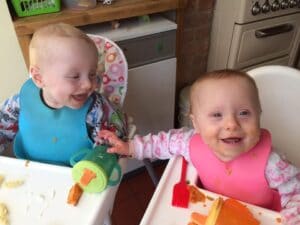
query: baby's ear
[
  {"left": 30, "top": 65, "right": 43, "bottom": 88},
  {"left": 189, "top": 114, "right": 199, "bottom": 133},
  {"left": 189, "top": 113, "right": 195, "bottom": 122}
]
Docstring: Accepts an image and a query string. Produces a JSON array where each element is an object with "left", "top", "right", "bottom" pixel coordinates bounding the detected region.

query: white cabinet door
[
  {"left": 123, "top": 58, "right": 176, "bottom": 173},
  {"left": 124, "top": 58, "right": 176, "bottom": 136}
]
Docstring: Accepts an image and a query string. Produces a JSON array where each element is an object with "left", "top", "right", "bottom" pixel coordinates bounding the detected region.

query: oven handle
[{"left": 255, "top": 24, "right": 294, "bottom": 38}]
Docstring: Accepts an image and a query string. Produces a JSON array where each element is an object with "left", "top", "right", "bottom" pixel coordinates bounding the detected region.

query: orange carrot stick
[{"left": 67, "top": 183, "right": 83, "bottom": 206}]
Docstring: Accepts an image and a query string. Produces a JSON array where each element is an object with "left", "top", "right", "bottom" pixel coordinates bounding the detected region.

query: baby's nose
[
  {"left": 224, "top": 116, "right": 239, "bottom": 131},
  {"left": 81, "top": 77, "right": 93, "bottom": 90}
]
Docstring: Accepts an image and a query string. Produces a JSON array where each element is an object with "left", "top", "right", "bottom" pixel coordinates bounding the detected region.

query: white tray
[
  {"left": 140, "top": 157, "right": 282, "bottom": 225},
  {"left": 0, "top": 156, "right": 125, "bottom": 225}
]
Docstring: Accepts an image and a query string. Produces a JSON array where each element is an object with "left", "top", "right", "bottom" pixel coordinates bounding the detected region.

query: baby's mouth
[
  {"left": 72, "top": 94, "right": 88, "bottom": 102},
  {"left": 221, "top": 137, "right": 242, "bottom": 144}
]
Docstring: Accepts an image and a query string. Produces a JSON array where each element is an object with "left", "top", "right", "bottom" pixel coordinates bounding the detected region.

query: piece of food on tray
[
  {"left": 3, "top": 179, "right": 24, "bottom": 188},
  {"left": 188, "top": 185, "right": 206, "bottom": 203},
  {"left": 188, "top": 212, "right": 207, "bottom": 225},
  {"left": 188, "top": 197, "right": 260, "bottom": 225},
  {"left": 0, "top": 175, "right": 4, "bottom": 186},
  {"left": 67, "top": 183, "right": 83, "bottom": 206},
  {"left": 205, "top": 197, "right": 223, "bottom": 225},
  {"left": 217, "top": 198, "right": 260, "bottom": 225},
  {"left": 0, "top": 202, "right": 9, "bottom": 225}
]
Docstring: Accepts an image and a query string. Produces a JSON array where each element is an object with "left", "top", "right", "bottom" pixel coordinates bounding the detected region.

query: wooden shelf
[
  {"left": 13, "top": 0, "right": 180, "bottom": 67},
  {"left": 14, "top": 0, "right": 179, "bottom": 36}
]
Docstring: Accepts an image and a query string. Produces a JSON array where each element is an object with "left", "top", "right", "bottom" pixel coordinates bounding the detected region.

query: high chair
[
  {"left": 247, "top": 65, "right": 300, "bottom": 167},
  {"left": 88, "top": 34, "right": 158, "bottom": 224},
  {"left": 86, "top": 34, "right": 127, "bottom": 225}
]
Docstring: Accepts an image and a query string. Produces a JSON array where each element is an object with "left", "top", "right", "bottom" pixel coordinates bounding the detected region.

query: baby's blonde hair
[
  {"left": 29, "top": 23, "right": 97, "bottom": 66},
  {"left": 189, "top": 69, "right": 261, "bottom": 114}
]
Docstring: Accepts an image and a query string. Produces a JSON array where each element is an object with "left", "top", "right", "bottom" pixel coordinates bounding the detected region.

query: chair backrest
[
  {"left": 88, "top": 34, "right": 128, "bottom": 107},
  {"left": 247, "top": 65, "right": 300, "bottom": 167},
  {"left": 86, "top": 34, "right": 130, "bottom": 225}
]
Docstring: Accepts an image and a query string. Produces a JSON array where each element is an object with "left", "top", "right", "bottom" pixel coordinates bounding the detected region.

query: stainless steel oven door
[{"left": 228, "top": 13, "right": 300, "bottom": 69}]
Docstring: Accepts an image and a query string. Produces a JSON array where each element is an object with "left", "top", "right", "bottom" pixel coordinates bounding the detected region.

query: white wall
[{"left": 0, "top": 1, "right": 27, "bottom": 103}]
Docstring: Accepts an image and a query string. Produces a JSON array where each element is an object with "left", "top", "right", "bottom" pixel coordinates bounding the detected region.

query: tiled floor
[{"left": 111, "top": 160, "right": 168, "bottom": 225}]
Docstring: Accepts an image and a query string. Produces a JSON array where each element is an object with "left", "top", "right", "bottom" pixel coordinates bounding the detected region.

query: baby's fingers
[
  {"left": 107, "top": 146, "right": 120, "bottom": 154},
  {"left": 98, "top": 130, "right": 117, "bottom": 139},
  {"left": 107, "top": 144, "right": 127, "bottom": 155}
]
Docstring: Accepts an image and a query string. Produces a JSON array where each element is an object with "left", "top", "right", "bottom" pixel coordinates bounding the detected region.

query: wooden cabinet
[{"left": 13, "top": 0, "right": 183, "bottom": 67}]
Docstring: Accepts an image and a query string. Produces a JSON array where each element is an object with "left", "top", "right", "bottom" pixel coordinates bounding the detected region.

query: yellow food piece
[
  {"left": 0, "top": 217, "right": 9, "bottom": 225},
  {"left": 0, "top": 175, "right": 4, "bottom": 186},
  {"left": 204, "top": 197, "right": 223, "bottom": 225},
  {"left": 0, "top": 203, "right": 9, "bottom": 225},
  {"left": 3, "top": 180, "right": 24, "bottom": 188}
]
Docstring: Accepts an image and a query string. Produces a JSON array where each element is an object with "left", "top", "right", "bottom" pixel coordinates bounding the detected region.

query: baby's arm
[
  {"left": 265, "top": 151, "right": 300, "bottom": 225},
  {"left": 99, "top": 127, "right": 195, "bottom": 161},
  {"left": 0, "top": 95, "right": 20, "bottom": 153}
]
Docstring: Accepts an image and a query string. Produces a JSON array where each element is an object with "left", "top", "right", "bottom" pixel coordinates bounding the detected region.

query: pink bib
[{"left": 189, "top": 129, "right": 281, "bottom": 211}]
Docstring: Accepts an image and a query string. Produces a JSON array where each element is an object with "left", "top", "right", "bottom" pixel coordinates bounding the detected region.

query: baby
[
  {"left": 0, "top": 23, "right": 127, "bottom": 165},
  {"left": 100, "top": 69, "right": 300, "bottom": 225}
]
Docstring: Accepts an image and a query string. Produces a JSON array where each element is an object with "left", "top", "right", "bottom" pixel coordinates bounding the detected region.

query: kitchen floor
[{"left": 111, "top": 160, "right": 168, "bottom": 225}]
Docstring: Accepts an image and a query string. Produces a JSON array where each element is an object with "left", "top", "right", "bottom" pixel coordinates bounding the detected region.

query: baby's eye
[
  {"left": 89, "top": 73, "right": 97, "bottom": 80},
  {"left": 66, "top": 74, "right": 80, "bottom": 80},
  {"left": 239, "top": 110, "right": 250, "bottom": 116},
  {"left": 212, "top": 112, "right": 222, "bottom": 118}
]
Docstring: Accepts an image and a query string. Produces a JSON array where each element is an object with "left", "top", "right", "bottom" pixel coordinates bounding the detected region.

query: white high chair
[
  {"left": 88, "top": 34, "right": 159, "bottom": 224},
  {"left": 141, "top": 66, "right": 299, "bottom": 224},
  {"left": 247, "top": 65, "right": 300, "bottom": 167},
  {"left": 88, "top": 34, "right": 129, "bottom": 225},
  {"left": 89, "top": 33, "right": 159, "bottom": 185}
]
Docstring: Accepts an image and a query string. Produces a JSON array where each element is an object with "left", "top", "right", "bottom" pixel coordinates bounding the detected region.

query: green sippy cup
[{"left": 70, "top": 145, "right": 122, "bottom": 193}]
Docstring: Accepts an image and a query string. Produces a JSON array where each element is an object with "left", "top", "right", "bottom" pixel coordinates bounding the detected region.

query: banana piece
[{"left": 204, "top": 197, "right": 223, "bottom": 225}]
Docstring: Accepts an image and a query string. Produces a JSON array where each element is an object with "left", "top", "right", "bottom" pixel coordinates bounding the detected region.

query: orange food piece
[
  {"left": 216, "top": 198, "right": 260, "bottom": 225},
  {"left": 80, "top": 168, "right": 96, "bottom": 186},
  {"left": 190, "top": 212, "right": 207, "bottom": 225},
  {"left": 67, "top": 183, "right": 83, "bottom": 206},
  {"left": 188, "top": 185, "right": 206, "bottom": 203},
  {"left": 187, "top": 198, "right": 260, "bottom": 225}
]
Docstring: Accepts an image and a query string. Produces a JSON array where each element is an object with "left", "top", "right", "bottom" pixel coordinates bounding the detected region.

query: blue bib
[{"left": 13, "top": 79, "right": 93, "bottom": 166}]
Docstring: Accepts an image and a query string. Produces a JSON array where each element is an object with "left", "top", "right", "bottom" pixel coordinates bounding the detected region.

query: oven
[{"left": 207, "top": 0, "right": 300, "bottom": 71}]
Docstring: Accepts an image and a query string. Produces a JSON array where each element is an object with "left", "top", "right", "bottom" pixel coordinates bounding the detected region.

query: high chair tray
[
  {"left": 0, "top": 156, "right": 121, "bottom": 225},
  {"left": 140, "top": 156, "right": 282, "bottom": 225}
]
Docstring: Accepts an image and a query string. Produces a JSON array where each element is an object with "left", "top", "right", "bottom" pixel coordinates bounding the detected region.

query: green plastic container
[{"left": 12, "top": 0, "right": 61, "bottom": 17}]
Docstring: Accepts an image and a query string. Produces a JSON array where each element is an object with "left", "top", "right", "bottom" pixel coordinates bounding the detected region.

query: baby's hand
[{"left": 98, "top": 130, "right": 130, "bottom": 156}]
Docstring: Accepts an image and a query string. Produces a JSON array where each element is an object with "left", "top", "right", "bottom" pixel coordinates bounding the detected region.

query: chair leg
[
  {"left": 103, "top": 213, "right": 112, "bottom": 225},
  {"left": 143, "top": 159, "right": 159, "bottom": 187}
]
